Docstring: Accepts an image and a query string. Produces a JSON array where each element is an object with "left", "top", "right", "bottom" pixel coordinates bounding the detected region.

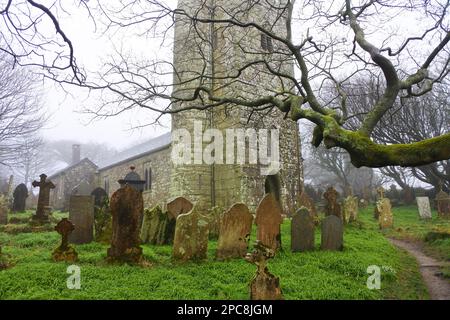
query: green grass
[
  {"left": 0, "top": 207, "right": 432, "bottom": 300},
  {"left": 381, "top": 205, "right": 450, "bottom": 279}
]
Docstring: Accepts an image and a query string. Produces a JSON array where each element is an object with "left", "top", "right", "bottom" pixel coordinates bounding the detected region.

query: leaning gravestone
[
  {"left": 69, "top": 180, "right": 95, "bottom": 244},
  {"left": 291, "top": 208, "right": 315, "bottom": 252},
  {"left": 141, "top": 205, "right": 174, "bottom": 245},
  {"left": 321, "top": 215, "right": 343, "bottom": 251},
  {"left": 31, "top": 174, "right": 55, "bottom": 223},
  {"left": 0, "top": 195, "right": 8, "bottom": 225},
  {"left": 13, "top": 183, "right": 28, "bottom": 213},
  {"left": 107, "top": 185, "right": 144, "bottom": 263},
  {"left": 416, "top": 197, "right": 432, "bottom": 220},
  {"left": 255, "top": 194, "right": 283, "bottom": 252},
  {"left": 216, "top": 203, "right": 253, "bottom": 260},
  {"left": 435, "top": 190, "right": 450, "bottom": 219},
  {"left": 323, "top": 187, "right": 342, "bottom": 219},
  {"left": 52, "top": 218, "right": 78, "bottom": 263},
  {"left": 173, "top": 204, "right": 209, "bottom": 262},
  {"left": 342, "top": 196, "right": 359, "bottom": 224},
  {"left": 245, "top": 241, "right": 283, "bottom": 300}
]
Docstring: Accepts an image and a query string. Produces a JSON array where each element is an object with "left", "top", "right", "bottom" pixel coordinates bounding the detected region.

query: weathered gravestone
[
  {"left": 297, "top": 191, "right": 318, "bottom": 224},
  {"left": 52, "top": 218, "right": 78, "bottom": 263},
  {"left": 216, "top": 203, "right": 253, "bottom": 260},
  {"left": 342, "top": 196, "right": 359, "bottom": 224},
  {"left": 245, "top": 240, "right": 284, "bottom": 300},
  {"left": 291, "top": 208, "right": 315, "bottom": 252},
  {"left": 141, "top": 205, "right": 174, "bottom": 245},
  {"left": 207, "top": 206, "right": 223, "bottom": 240},
  {"left": 167, "top": 196, "right": 194, "bottom": 220},
  {"left": 0, "top": 195, "right": 8, "bottom": 225},
  {"left": 321, "top": 215, "right": 344, "bottom": 251},
  {"left": 323, "top": 187, "right": 342, "bottom": 219},
  {"left": 416, "top": 197, "right": 432, "bottom": 220},
  {"left": 374, "top": 187, "right": 386, "bottom": 219},
  {"left": 91, "top": 187, "right": 108, "bottom": 208},
  {"left": 173, "top": 204, "right": 209, "bottom": 262},
  {"left": 435, "top": 190, "right": 450, "bottom": 219},
  {"left": 92, "top": 188, "right": 111, "bottom": 243},
  {"left": 31, "top": 174, "right": 55, "bottom": 223},
  {"left": 107, "top": 185, "right": 144, "bottom": 263},
  {"left": 376, "top": 188, "right": 393, "bottom": 229},
  {"left": 13, "top": 183, "right": 28, "bottom": 213},
  {"left": 255, "top": 194, "right": 283, "bottom": 252},
  {"left": 69, "top": 181, "right": 95, "bottom": 244}
]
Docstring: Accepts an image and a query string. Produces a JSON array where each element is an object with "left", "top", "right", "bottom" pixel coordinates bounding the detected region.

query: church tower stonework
[{"left": 170, "top": 0, "right": 304, "bottom": 214}]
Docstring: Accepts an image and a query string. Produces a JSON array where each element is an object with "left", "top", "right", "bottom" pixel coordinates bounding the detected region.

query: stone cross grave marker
[
  {"left": 323, "top": 187, "right": 341, "bottom": 219},
  {"left": 255, "top": 194, "right": 283, "bottom": 252},
  {"left": 31, "top": 174, "right": 55, "bottom": 222},
  {"left": 173, "top": 204, "right": 209, "bottom": 262},
  {"left": 245, "top": 240, "right": 284, "bottom": 300},
  {"left": 216, "top": 203, "right": 253, "bottom": 260},
  {"left": 321, "top": 215, "right": 344, "bottom": 251},
  {"left": 69, "top": 180, "right": 95, "bottom": 244},
  {"left": 416, "top": 197, "right": 432, "bottom": 220},
  {"left": 13, "top": 183, "right": 28, "bottom": 213},
  {"left": 52, "top": 218, "right": 78, "bottom": 262},
  {"left": 291, "top": 207, "right": 315, "bottom": 252},
  {"left": 107, "top": 185, "right": 144, "bottom": 263}
]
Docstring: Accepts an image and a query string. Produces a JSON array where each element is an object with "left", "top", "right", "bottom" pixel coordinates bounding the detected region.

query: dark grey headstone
[
  {"left": 91, "top": 187, "right": 108, "bottom": 208},
  {"left": 291, "top": 208, "right": 315, "bottom": 252},
  {"left": 321, "top": 215, "right": 343, "bottom": 251},
  {"left": 13, "top": 183, "right": 28, "bottom": 212},
  {"left": 68, "top": 194, "right": 95, "bottom": 244}
]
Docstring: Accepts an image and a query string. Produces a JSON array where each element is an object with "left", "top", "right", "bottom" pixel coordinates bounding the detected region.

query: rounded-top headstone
[{"left": 118, "top": 166, "right": 146, "bottom": 192}]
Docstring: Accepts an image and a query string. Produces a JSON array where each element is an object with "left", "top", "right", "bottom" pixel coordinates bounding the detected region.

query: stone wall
[
  {"left": 97, "top": 147, "right": 172, "bottom": 209},
  {"left": 49, "top": 159, "right": 98, "bottom": 210}
]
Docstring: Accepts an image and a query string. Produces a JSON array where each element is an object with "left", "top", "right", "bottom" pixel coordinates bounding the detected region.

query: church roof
[
  {"left": 97, "top": 132, "right": 172, "bottom": 171},
  {"left": 49, "top": 158, "right": 98, "bottom": 179}
]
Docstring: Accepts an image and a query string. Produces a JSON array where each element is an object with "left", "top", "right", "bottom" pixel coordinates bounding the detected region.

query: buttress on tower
[{"left": 170, "top": 0, "right": 304, "bottom": 214}]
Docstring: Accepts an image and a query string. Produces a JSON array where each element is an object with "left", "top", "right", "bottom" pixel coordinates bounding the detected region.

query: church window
[
  {"left": 261, "top": 34, "right": 274, "bottom": 53},
  {"left": 144, "top": 166, "right": 152, "bottom": 191}
]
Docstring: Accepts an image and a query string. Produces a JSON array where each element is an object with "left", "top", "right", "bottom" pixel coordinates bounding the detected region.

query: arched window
[{"left": 144, "top": 167, "right": 152, "bottom": 191}]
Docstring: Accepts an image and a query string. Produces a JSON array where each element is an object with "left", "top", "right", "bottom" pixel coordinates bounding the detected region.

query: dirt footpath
[{"left": 389, "top": 238, "right": 450, "bottom": 300}]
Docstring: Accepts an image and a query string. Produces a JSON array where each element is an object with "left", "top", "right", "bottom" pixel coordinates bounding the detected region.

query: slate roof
[
  {"left": 97, "top": 132, "right": 172, "bottom": 171},
  {"left": 49, "top": 158, "right": 98, "bottom": 179}
]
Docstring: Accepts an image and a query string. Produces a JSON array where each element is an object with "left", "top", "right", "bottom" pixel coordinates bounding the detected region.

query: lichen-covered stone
[
  {"left": 342, "top": 196, "right": 359, "bottom": 224},
  {"left": 323, "top": 187, "right": 342, "bottom": 219},
  {"left": 207, "top": 206, "right": 223, "bottom": 240},
  {"left": 291, "top": 208, "right": 315, "bottom": 252},
  {"left": 245, "top": 241, "right": 283, "bottom": 300},
  {"left": 52, "top": 218, "right": 78, "bottom": 263},
  {"left": 68, "top": 195, "right": 95, "bottom": 244},
  {"left": 255, "top": 194, "right": 283, "bottom": 252},
  {"left": 107, "top": 185, "right": 143, "bottom": 264},
  {"left": 173, "top": 204, "right": 209, "bottom": 262},
  {"left": 216, "top": 203, "right": 252, "bottom": 260},
  {"left": 0, "top": 195, "right": 8, "bottom": 225},
  {"left": 436, "top": 190, "right": 450, "bottom": 219},
  {"left": 377, "top": 198, "right": 393, "bottom": 229},
  {"left": 167, "top": 196, "right": 193, "bottom": 220},
  {"left": 141, "top": 205, "right": 175, "bottom": 245}
]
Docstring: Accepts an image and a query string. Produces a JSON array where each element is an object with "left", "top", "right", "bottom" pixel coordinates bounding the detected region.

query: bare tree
[
  {"left": 0, "top": 51, "right": 46, "bottom": 167},
  {"left": 1, "top": 0, "right": 450, "bottom": 168}
]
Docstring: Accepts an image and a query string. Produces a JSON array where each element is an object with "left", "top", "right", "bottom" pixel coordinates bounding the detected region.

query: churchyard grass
[
  {"left": 381, "top": 205, "right": 450, "bottom": 279},
  {"left": 0, "top": 208, "right": 430, "bottom": 300}
]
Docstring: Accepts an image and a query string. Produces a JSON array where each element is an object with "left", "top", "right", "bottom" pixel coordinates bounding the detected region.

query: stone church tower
[{"left": 170, "top": 0, "right": 303, "bottom": 214}]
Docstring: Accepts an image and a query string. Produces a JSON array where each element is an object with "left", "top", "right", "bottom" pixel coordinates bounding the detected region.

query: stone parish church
[{"left": 49, "top": 0, "right": 304, "bottom": 214}]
